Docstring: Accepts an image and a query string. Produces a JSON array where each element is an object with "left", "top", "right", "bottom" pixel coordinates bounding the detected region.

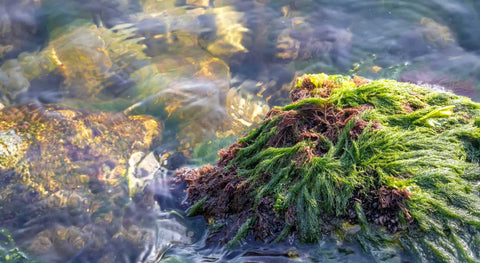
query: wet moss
[{"left": 177, "top": 73, "right": 480, "bottom": 261}]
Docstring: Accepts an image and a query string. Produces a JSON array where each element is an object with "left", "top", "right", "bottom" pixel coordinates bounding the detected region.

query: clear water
[{"left": 1, "top": 0, "right": 480, "bottom": 262}]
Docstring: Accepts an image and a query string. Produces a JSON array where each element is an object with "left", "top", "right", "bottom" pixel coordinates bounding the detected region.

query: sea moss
[{"left": 177, "top": 73, "right": 480, "bottom": 261}]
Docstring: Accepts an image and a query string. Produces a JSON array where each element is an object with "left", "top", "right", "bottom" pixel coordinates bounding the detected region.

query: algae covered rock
[
  {"left": 177, "top": 73, "right": 480, "bottom": 261},
  {"left": 0, "top": 103, "right": 165, "bottom": 261}
]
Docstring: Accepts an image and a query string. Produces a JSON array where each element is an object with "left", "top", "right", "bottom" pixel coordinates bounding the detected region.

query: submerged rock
[
  {"left": 0, "top": 103, "right": 167, "bottom": 261},
  {"left": 177, "top": 73, "right": 480, "bottom": 262},
  {"left": 0, "top": 0, "right": 42, "bottom": 59},
  {"left": 0, "top": 20, "right": 149, "bottom": 106}
]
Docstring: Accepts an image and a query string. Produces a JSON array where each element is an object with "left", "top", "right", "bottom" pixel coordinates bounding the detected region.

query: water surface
[{"left": 1, "top": 0, "right": 480, "bottom": 262}]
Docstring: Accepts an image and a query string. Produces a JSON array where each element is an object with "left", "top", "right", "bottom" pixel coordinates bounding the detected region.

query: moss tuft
[{"left": 176, "top": 74, "right": 480, "bottom": 261}]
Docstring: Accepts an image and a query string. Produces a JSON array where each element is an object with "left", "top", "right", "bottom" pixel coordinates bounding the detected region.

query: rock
[
  {"left": 0, "top": 0, "right": 42, "bottom": 59},
  {"left": 0, "top": 20, "right": 149, "bottom": 106},
  {"left": 0, "top": 103, "right": 166, "bottom": 262},
  {"left": 176, "top": 73, "right": 480, "bottom": 262},
  {"left": 0, "top": 130, "right": 26, "bottom": 170},
  {"left": 130, "top": 2, "right": 260, "bottom": 154},
  {"left": 419, "top": 17, "right": 455, "bottom": 49},
  {"left": 128, "top": 151, "right": 160, "bottom": 197},
  {"left": 0, "top": 59, "right": 31, "bottom": 104}
]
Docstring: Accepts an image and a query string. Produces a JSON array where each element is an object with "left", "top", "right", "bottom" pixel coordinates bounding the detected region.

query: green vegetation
[
  {"left": 180, "top": 73, "right": 480, "bottom": 262},
  {"left": 0, "top": 229, "right": 36, "bottom": 263}
]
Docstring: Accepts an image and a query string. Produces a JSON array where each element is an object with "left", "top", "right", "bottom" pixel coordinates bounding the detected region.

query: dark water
[{"left": 1, "top": 0, "right": 480, "bottom": 262}]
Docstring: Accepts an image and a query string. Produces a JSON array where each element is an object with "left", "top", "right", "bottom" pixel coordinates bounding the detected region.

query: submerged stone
[
  {"left": 176, "top": 73, "right": 480, "bottom": 262},
  {"left": 0, "top": 103, "right": 166, "bottom": 261}
]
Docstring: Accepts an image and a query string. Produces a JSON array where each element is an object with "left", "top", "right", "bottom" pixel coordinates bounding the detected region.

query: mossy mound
[{"left": 177, "top": 73, "right": 480, "bottom": 262}]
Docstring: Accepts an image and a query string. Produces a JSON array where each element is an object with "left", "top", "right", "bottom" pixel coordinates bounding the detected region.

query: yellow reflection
[
  {"left": 372, "top": 65, "right": 382, "bottom": 73},
  {"left": 186, "top": 0, "right": 209, "bottom": 8},
  {"left": 216, "top": 88, "right": 270, "bottom": 138},
  {"left": 206, "top": 6, "right": 249, "bottom": 57}
]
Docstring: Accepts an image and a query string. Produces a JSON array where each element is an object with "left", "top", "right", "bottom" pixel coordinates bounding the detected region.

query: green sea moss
[
  {"left": 179, "top": 73, "right": 480, "bottom": 262},
  {"left": 0, "top": 229, "right": 36, "bottom": 263}
]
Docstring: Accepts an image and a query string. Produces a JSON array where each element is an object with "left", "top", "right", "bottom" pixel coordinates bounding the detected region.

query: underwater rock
[
  {"left": 418, "top": 18, "right": 455, "bottom": 49},
  {"left": 111, "top": 2, "right": 260, "bottom": 155},
  {"left": 0, "top": 0, "right": 42, "bottom": 59},
  {"left": 275, "top": 20, "right": 352, "bottom": 67},
  {"left": 0, "top": 59, "right": 31, "bottom": 105},
  {"left": 0, "top": 21, "right": 149, "bottom": 106},
  {"left": 0, "top": 103, "right": 165, "bottom": 261},
  {"left": 126, "top": 56, "right": 269, "bottom": 156},
  {"left": 0, "top": 129, "right": 26, "bottom": 169},
  {"left": 176, "top": 73, "right": 480, "bottom": 262},
  {"left": 137, "top": 0, "right": 249, "bottom": 62},
  {"left": 42, "top": 22, "right": 149, "bottom": 99}
]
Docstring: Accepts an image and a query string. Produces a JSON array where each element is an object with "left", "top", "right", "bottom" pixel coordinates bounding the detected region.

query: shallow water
[{"left": 1, "top": 0, "right": 480, "bottom": 262}]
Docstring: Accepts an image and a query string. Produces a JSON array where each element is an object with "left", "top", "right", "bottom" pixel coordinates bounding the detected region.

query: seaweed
[{"left": 176, "top": 73, "right": 480, "bottom": 261}]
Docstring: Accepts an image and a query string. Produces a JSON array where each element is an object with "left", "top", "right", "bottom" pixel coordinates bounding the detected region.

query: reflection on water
[{"left": 1, "top": 0, "right": 480, "bottom": 262}]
